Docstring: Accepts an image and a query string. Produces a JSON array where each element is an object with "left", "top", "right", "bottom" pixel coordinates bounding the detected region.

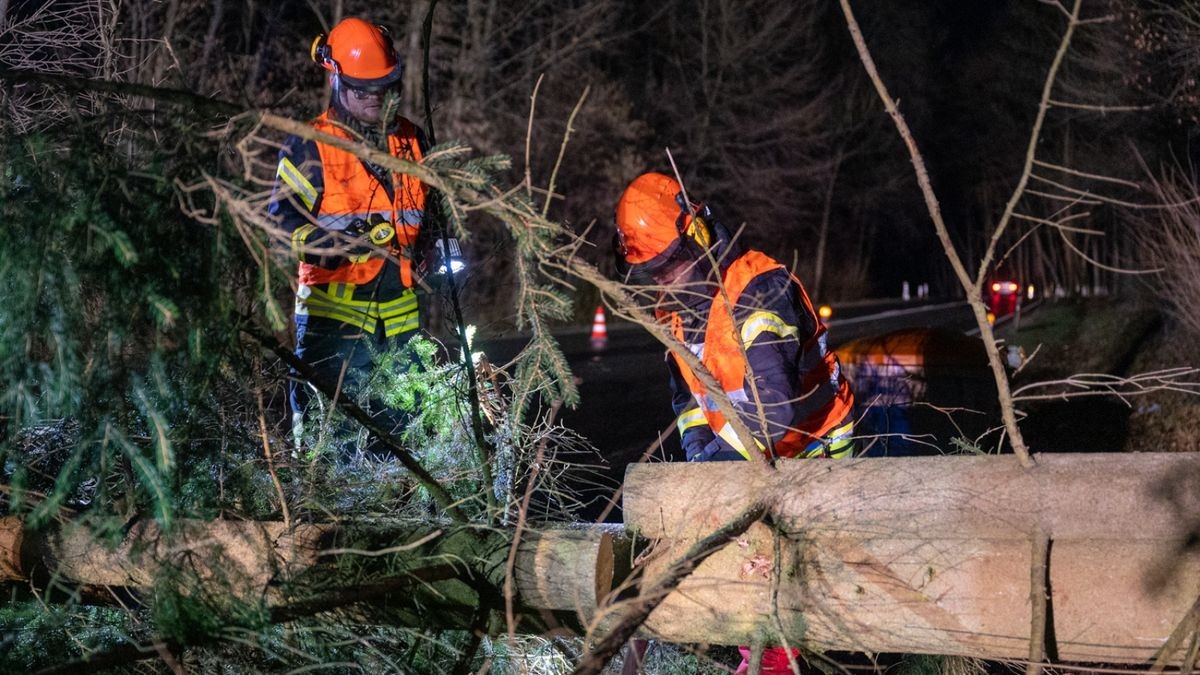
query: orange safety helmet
[
  {"left": 615, "top": 172, "right": 712, "bottom": 269},
  {"left": 310, "top": 17, "right": 403, "bottom": 88}
]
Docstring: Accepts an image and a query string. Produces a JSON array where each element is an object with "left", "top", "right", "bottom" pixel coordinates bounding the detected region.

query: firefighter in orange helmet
[
  {"left": 268, "top": 17, "right": 432, "bottom": 454},
  {"left": 615, "top": 172, "right": 856, "bottom": 671},
  {"left": 616, "top": 171, "right": 855, "bottom": 462}
]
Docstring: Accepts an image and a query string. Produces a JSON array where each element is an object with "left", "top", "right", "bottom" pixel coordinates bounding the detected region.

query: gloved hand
[
  {"left": 432, "top": 236, "right": 464, "bottom": 275},
  {"left": 688, "top": 437, "right": 748, "bottom": 462},
  {"left": 683, "top": 430, "right": 716, "bottom": 462}
]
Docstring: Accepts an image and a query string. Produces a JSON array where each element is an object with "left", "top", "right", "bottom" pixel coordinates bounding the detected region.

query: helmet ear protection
[
  {"left": 311, "top": 33, "right": 332, "bottom": 67},
  {"left": 612, "top": 229, "right": 632, "bottom": 281},
  {"left": 675, "top": 192, "right": 713, "bottom": 249}
]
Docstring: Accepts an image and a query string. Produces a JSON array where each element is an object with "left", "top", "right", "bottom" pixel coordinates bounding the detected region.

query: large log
[
  {"left": 514, "top": 525, "right": 627, "bottom": 621},
  {"left": 623, "top": 453, "right": 1200, "bottom": 540},
  {"left": 5, "top": 453, "right": 1198, "bottom": 665},
  {"left": 0, "top": 517, "right": 619, "bottom": 631},
  {"left": 622, "top": 453, "right": 1200, "bottom": 664}
]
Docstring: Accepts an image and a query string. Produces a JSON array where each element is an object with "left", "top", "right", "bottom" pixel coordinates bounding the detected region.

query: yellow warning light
[
  {"left": 818, "top": 305, "right": 833, "bottom": 320},
  {"left": 987, "top": 312, "right": 996, "bottom": 325}
]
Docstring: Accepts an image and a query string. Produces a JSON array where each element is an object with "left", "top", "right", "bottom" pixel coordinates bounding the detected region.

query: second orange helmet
[{"left": 615, "top": 172, "right": 689, "bottom": 266}]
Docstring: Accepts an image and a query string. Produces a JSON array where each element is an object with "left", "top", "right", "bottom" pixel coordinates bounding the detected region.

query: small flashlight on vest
[{"left": 435, "top": 237, "right": 465, "bottom": 275}]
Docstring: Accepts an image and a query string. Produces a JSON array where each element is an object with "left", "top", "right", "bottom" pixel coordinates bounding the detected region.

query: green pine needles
[{"left": 0, "top": 72, "right": 605, "bottom": 670}]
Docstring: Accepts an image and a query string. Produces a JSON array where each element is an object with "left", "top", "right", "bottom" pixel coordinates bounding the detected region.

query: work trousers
[{"left": 290, "top": 314, "right": 420, "bottom": 456}]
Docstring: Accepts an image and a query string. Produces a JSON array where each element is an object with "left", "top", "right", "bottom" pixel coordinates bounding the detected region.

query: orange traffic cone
[{"left": 589, "top": 305, "right": 608, "bottom": 351}]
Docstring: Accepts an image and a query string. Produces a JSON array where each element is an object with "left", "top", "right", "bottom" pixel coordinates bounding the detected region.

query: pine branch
[{"left": 244, "top": 328, "right": 468, "bottom": 523}]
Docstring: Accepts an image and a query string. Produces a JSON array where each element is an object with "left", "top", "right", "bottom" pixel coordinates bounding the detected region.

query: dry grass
[
  {"left": 1125, "top": 326, "right": 1200, "bottom": 453},
  {"left": 999, "top": 296, "right": 1161, "bottom": 382}
]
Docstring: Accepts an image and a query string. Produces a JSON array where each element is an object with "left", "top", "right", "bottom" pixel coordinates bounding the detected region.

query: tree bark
[
  {"left": 6, "top": 454, "right": 1200, "bottom": 665},
  {"left": 623, "top": 454, "right": 1200, "bottom": 664},
  {"left": 0, "top": 517, "right": 620, "bottom": 632},
  {"left": 623, "top": 453, "right": 1200, "bottom": 541}
]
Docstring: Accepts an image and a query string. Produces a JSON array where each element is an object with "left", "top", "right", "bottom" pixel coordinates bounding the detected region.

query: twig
[
  {"left": 452, "top": 604, "right": 491, "bottom": 675},
  {"left": 1027, "top": 188, "right": 1102, "bottom": 205},
  {"left": 1047, "top": 99, "right": 1152, "bottom": 113},
  {"left": 1011, "top": 211, "right": 1100, "bottom": 235},
  {"left": 1032, "top": 159, "right": 1142, "bottom": 189},
  {"left": 421, "top": 0, "right": 440, "bottom": 145},
  {"left": 524, "top": 73, "right": 545, "bottom": 199},
  {"left": 1011, "top": 368, "right": 1200, "bottom": 402},
  {"left": 748, "top": 637, "right": 765, "bottom": 675},
  {"left": 541, "top": 86, "right": 589, "bottom": 218},
  {"left": 1026, "top": 532, "right": 1051, "bottom": 675},
  {"left": 771, "top": 534, "right": 802, "bottom": 675},
  {"left": 976, "top": 0, "right": 1082, "bottom": 285},
  {"left": 1031, "top": 173, "right": 1200, "bottom": 210},
  {"left": 254, "top": 387, "right": 291, "bottom": 530},
  {"left": 1181, "top": 632, "right": 1200, "bottom": 675},
  {"left": 316, "top": 529, "right": 443, "bottom": 558},
  {"left": 505, "top": 399, "right": 561, "bottom": 641},
  {"left": 1057, "top": 228, "right": 1163, "bottom": 274},
  {"left": 837, "top": 0, "right": 1048, "bottom": 466}
]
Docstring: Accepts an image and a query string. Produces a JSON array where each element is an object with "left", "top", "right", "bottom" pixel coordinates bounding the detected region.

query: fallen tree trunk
[
  {"left": 623, "top": 453, "right": 1200, "bottom": 540},
  {"left": 622, "top": 453, "right": 1200, "bottom": 664},
  {"left": 5, "top": 453, "right": 1198, "bottom": 666},
  {"left": 0, "top": 516, "right": 623, "bottom": 632}
]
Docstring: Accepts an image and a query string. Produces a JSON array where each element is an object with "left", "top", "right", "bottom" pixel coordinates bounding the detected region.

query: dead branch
[
  {"left": 1032, "top": 159, "right": 1143, "bottom": 189},
  {"left": 1011, "top": 368, "right": 1200, "bottom": 403},
  {"left": 837, "top": 0, "right": 1051, "bottom": 466},
  {"left": 1027, "top": 532, "right": 1051, "bottom": 675},
  {"left": 1047, "top": 99, "right": 1153, "bottom": 112}
]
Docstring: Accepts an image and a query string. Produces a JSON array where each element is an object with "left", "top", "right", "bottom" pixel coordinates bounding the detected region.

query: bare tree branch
[{"left": 571, "top": 501, "right": 769, "bottom": 675}]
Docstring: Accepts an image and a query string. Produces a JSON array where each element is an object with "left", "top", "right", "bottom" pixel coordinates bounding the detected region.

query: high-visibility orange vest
[
  {"left": 297, "top": 112, "right": 426, "bottom": 289},
  {"left": 665, "top": 250, "right": 854, "bottom": 459}
]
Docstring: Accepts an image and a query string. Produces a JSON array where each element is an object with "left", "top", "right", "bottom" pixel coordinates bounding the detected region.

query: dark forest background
[{"left": 8, "top": 0, "right": 1200, "bottom": 332}]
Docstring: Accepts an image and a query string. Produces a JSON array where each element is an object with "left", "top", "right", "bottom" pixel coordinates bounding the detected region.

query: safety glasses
[{"left": 344, "top": 82, "right": 397, "bottom": 100}]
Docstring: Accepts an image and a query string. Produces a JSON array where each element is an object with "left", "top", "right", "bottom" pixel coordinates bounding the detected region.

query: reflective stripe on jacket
[
  {"left": 665, "top": 250, "right": 854, "bottom": 460},
  {"left": 290, "top": 112, "right": 425, "bottom": 333}
]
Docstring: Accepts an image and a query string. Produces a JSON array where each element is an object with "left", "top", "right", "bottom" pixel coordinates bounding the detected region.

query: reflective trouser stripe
[
  {"left": 301, "top": 305, "right": 419, "bottom": 336},
  {"left": 803, "top": 421, "right": 855, "bottom": 459},
  {"left": 383, "top": 311, "right": 420, "bottom": 337},
  {"left": 297, "top": 286, "right": 418, "bottom": 335}
]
